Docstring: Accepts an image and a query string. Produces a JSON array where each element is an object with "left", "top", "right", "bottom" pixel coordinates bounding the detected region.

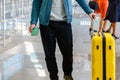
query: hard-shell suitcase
[{"left": 91, "top": 32, "right": 116, "bottom": 80}]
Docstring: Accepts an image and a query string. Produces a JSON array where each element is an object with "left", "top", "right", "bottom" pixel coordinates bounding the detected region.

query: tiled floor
[{"left": 0, "top": 17, "right": 120, "bottom": 80}]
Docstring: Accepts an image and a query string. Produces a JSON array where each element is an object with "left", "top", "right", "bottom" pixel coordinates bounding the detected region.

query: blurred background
[{"left": 0, "top": 0, "right": 120, "bottom": 80}]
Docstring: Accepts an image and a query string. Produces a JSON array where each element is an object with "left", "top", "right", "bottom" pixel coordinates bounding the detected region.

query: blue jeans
[{"left": 40, "top": 21, "right": 73, "bottom": 80}]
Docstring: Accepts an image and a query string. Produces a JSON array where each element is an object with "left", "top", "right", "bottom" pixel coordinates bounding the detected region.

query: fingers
[
  {"left": 98, "top": 31, "right": 101, "bottom": 36},
  {"left": 29, "top": 24, "right": 35, "bottom": 33},
  {"left": 89, "top": 13, "right": 96, "bottom": 20},
  {"left": 29, "top": 26, "right": 32, "bottom": 32},
  {"left": 92, "top": 14, "right": 96, "bottom": 19}
]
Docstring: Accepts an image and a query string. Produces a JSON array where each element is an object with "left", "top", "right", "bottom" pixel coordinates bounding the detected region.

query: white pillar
[
  {"left": 21, "top": 0, "right": 23, "bottom": 36},
  {"left": 3, "top": 0, "right": 6, "bottom": 47},
  {"left": 0, "top": 0, "right": 2, "bottom": 20}
]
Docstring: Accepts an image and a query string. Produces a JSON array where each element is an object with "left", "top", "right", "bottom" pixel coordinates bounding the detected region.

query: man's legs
[
  {"left": 40, "top": 23, "right": 58, "bottom": 80},
  {"left": 40, "top": 21, "right": 73, "bottom": 80},
  {"left": 54, "top": 22, "right": 73, "bottom": 77}
]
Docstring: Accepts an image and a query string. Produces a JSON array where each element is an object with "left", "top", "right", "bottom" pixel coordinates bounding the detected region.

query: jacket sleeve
[
  {"left": 30, "top": 0, "right": 42, "bottom": 25},
  {"left": 76, "top": 0, "right": 92, "bottom": 14}
]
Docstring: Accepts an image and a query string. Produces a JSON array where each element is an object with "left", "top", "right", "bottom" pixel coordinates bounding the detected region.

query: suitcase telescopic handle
[{"left": 91, "top": 20, "right": 101, "bottom": 36}]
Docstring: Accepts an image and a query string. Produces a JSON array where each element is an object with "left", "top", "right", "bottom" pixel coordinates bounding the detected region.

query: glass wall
[
  {"left": 0, "top": 0, "right": 32, "bottom": 46},
  {"left": 0, "top": 0, "right": 89, "bottom": 47}
]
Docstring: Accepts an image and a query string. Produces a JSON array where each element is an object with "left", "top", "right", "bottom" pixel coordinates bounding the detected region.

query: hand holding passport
[{"left": 31, "top": 27, "right": 39, "bottom": 36}]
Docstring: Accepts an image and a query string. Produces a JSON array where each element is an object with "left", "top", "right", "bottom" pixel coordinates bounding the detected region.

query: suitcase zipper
[{"left": 102, "top": 33, "right": 106, "bottom": 80}]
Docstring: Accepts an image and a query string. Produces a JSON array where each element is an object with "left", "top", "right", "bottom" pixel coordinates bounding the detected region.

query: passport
[{"left": 31, "top": 27, "right": 39, "bottom": 36}]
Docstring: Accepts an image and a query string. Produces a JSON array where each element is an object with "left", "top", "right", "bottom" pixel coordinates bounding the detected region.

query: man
[{"left": 29, "top": 0, "right": 95, "bottom": 80}]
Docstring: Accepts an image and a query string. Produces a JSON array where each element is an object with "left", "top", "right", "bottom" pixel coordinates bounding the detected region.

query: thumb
[{"left": 29, "top": 24, "right": 35, "bottom": 32}]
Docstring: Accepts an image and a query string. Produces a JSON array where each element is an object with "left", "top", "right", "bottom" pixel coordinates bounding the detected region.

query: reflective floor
[{"left": 0, "top": 16, "right": 120, "bottom": 80}]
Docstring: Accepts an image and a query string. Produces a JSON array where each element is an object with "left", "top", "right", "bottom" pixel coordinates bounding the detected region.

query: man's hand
[
  {"left": 89, "top": 12, "right": 96, "bottom": 20},
  {"left": 29, "top": 24, "right": 36, "bottom": 33}
]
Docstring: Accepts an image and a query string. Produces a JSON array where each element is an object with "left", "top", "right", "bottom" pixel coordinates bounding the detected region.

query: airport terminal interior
[{"left": 0, "top": 0, "right": 120, "bottom": 80}]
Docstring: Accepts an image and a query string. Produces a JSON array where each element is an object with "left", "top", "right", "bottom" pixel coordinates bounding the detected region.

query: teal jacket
[{"left": 30, "top": 0, "right": 92, "bottom": 26}]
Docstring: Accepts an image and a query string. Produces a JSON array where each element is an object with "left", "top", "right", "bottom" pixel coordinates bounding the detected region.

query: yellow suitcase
[{"left": 91, "top": 32, "right": 116, "bottom": 80}]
